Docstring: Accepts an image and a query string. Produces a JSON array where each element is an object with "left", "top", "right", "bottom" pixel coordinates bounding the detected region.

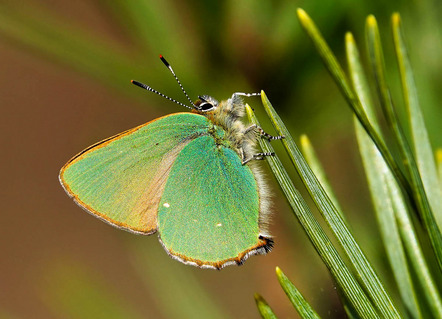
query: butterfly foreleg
[
  {"left": 241, "top": 152, "right": 275, "bottom": 165},
  {"left": 231, "top": 92, "right": 261, "bottom": 99},
  {"left": 243, "top": 124, "right": 284, "bottom": 141}
]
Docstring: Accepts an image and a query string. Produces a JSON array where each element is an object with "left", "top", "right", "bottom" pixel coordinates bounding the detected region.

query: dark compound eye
[{"left": 199, "top": 102, "right": 215, "bottom": 111}]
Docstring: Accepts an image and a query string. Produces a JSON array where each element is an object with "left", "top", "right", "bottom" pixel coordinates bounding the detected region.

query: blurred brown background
[{"left": 1, "top": 0, "right": 441, "bottom": 318}]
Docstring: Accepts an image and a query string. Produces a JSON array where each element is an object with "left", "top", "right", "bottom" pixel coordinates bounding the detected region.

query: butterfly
[{"left": 59, "top": 55, "right": 280, "bottom": 269}]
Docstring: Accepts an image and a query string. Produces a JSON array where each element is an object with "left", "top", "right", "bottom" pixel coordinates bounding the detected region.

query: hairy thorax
[{"left": 198, "top": 96, "right": 257, "bottom": 161}]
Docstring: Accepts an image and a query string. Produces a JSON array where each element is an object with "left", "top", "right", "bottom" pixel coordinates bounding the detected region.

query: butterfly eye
[{"left": 199, "top": 102, "right": 216, "bottom": 112}]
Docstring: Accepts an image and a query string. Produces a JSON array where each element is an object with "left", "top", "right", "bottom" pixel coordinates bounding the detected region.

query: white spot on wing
[
  {"left": 216, "top": 223, "right": 222, "bottom": 227},
  {"left": 163, "top": 203, "right": 170, "bottom": 208}
]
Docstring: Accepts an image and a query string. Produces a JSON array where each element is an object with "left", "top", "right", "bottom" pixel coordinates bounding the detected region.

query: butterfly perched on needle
[{"left": 59, "top": 55, "right": 281, "bottom": 269}]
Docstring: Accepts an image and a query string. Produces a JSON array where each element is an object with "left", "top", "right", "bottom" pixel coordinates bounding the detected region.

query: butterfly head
[{"left": 194, "top": 95, "right": 219, "bottom": 112}]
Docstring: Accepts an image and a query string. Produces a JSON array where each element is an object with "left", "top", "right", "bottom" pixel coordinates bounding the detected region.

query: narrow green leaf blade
[
  {"left": 254, "top": 294, "right": 279, "bottom": 319},
  {"left": 299, "top": 135, "right": 343, "bottom": 214},
  {"left": 246, "top": 103, "right": 379, "bottom": 319},
  {"left": 366, "top": 15, "right": 442, "bottom": 270},
  {"left": 259, "top": 90, "right": 400, "bottom": 318},
  {"left": 387, "top": 176, "right": 442, "bottom": 317},
  {"left": 275, "top": 267, "right": 321, "bottom": 319},
  {"left": 296, "top": 8, "right": 410, "bottom": 198},
  {"left": 299, "top": 136, "right": 358, "bottom": 318},
  {"left": 346, "top": 32, "right": 422, "bottom": 319},
  {"left": 392, "top": 13, "right": 442, "bottom": 229},
  {"left": 437, "top": 149, "right": 442, "bottom": 184}
]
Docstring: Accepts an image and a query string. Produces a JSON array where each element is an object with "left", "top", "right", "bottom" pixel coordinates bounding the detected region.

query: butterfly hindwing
[
  {"left": 60, "top": 113, "right": 212, "bottom": 234},
  {"left": 157, "top": 135, "right": 268, "bottom": 268}
]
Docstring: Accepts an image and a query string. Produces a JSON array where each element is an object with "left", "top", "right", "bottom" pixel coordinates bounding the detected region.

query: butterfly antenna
[
  {"left": 131, "top": 80, "right": 193, "bottom": 110},
  {"left": 159, "top": 55, "right": 197, "bottom": 108}
]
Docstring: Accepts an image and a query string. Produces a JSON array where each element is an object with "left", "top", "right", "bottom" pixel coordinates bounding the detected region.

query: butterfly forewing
[{"left": 60, "top": 113, "right": 212, "bottom": 234}]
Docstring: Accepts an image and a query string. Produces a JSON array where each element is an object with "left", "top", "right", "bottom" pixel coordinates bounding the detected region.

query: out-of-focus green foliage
[{"left": 1, "top": 0, "right": 440, "bottom": 144}]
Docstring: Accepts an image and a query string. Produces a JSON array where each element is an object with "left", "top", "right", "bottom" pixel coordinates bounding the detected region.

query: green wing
[
  {"left": 157, "top": 135, "right": 271, "bottom": 269},
  {"left": 59, "top": 113, "right": 211, "bottom": 234}
]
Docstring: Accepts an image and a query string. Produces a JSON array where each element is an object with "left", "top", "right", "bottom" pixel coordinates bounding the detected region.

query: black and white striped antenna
[{"left": 131, "top": 55, "right": 197, "bottom": 110}]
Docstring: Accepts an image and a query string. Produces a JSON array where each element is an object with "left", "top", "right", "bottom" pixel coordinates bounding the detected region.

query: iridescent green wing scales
[
  {"left": 157, "top": 135, "right": 268, "bottom": 268},
  {"left": 60, "top": 113, "right": 212, "bottom": 234}
]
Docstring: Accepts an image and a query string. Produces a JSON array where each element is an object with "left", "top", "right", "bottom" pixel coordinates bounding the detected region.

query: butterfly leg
[
  {"left": 242, "top": 152, "right": 275, "bottom": 165},
  {"left": 244, "top": 124, "right": 284, "bottom": 141},
  {"left": 232, "top": 92, "right": 261, "bottom": 98}
]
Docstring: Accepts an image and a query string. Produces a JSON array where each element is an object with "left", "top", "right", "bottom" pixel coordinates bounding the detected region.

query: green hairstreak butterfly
[{"left": 59, "top": 55, "right": 280, "bottom": 269}]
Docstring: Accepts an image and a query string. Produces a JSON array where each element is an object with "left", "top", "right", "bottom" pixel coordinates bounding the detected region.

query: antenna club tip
[
  {"left": 131, "top": 80, "right": 144, "bottom": 88},
  {"left": 159, "top": 55, "right": 170, "bottom": 67}
]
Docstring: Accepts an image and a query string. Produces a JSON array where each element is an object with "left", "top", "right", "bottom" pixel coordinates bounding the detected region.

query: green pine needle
[
  {"left": 259, "top": 88, "right": 399, "bottom": 318},
  {"left": 275, "top": 267, "right": 321, "bottom": 319},
  {"left": 296, "top": 8, "right": 410, "bottom": 200},
  {"left": 299, "top": 135, "right": 343, "bottom": 214},
  {"left": 246, "top": 101, "right": 379, "bottom": 318},
  {"left": 254, "top": 294, "right": 279, "bottom": 319},
  {"left": 366, "top": 14, "right": 442, "bottom": 271},
  {"left": 391, "top": 12, "right": 442, "bottom": 241},
  {"left": 346, "top": 30, "right": 423, "bottom": 318}
]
